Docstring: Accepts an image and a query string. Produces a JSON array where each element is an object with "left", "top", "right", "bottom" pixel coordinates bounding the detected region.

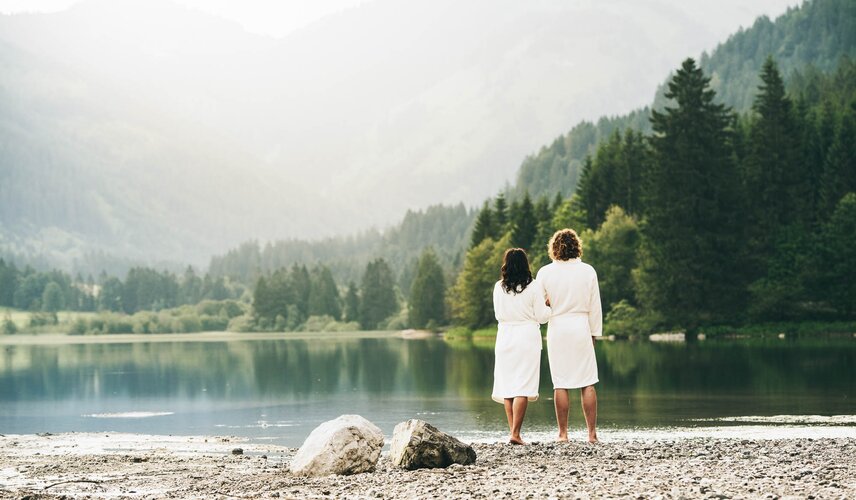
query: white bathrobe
[
  {"left": 536, "top": 258, "right": 602, "bottom": 389},
  {"left": 491, "top": 279, "right": 551, "bottom": 403}
]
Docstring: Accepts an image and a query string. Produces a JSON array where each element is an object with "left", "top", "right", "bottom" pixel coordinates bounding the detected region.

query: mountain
[
  {"left": 513, "top": 0, "right": 856, "bottom": 201},
  {"left": 207, "top": 0, "right": 855, "bottom": 287},
  {"left": 0, "top": 0, "right": 799, "bottom": 268},
  {"left": 0, "top": 38, "right": 321, "bottom": 267}
]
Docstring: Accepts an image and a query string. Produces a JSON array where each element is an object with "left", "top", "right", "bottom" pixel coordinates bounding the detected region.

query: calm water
[{"left": 1, "top": 333, "right": 854, "bottom": 446}]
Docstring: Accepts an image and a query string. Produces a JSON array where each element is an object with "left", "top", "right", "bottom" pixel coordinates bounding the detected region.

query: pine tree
[
  {"left": 818, "top": 110, "right": 856, "bottom": 217},
  {"left": 344, "top": 282, "right": 360, "bottom": 323},
  {"left": 41, "top": 282, "right": 64, "bottom": 312},
  {"left": 815, "top": 193, "right": 856, "bottom": 316},
  {"left": 635, "top": 58, "right": 744, "bottom": 330},
  {"left": 469, "top": 202, "right": 494, "bottom": 248},
  {"left": 492, "top": 193, "right": 509, "bottom": 237},
  {"left": 358, "top": 259, "right": 398, "bottom": 330},
  {"left": 510, "top": 193, "right": 537, "bottom": 250},
  {"left": 744, "top": 57, "right": 805, "bottom": 256},
  {"left": 288, "top": 265, "right": 311, "bottom": 320},
  {"left": 618, "top": 129, "right": 648, "bottom": 217},
  {"left": 0, "top": 259, "right": 18, "bottom": 307},
  {"left": 308, "top": 265, "right": 342, "bottom": 320},
  {"left": 408, "top": 249, "right": 446, "bottom": 329}
]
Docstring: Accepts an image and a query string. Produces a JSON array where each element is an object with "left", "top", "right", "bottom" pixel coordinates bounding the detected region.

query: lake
[{"left": 1, "top": 332, "right": 854, "bottom": 446}]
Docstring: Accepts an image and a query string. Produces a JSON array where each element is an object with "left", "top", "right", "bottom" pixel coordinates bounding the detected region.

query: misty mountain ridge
[{"left": 0, "top": 0, "right": 799, "bottom": 270}]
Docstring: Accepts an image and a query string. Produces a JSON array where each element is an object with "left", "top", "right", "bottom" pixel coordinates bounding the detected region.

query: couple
[{"left": 492, "top": 228, "right": 602, "bottom": 445}]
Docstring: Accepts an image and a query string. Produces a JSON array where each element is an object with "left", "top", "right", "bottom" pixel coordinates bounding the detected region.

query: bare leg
[
  {"left": 509, "top": 397, "right": 528, "bottom": 444},
  {"left": 580, "top": 385, "right": 598, "bottom": 443},
  {"left": 554, "top": 388, "right": 569, "bottom": 441},
  {"left": 503, "top": 398, "right": 514, "bottom": 437}
]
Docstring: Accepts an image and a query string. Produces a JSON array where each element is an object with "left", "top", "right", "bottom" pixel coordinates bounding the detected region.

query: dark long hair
[{"left": 500, "top": 248, "right": 533, "bottom": 294}]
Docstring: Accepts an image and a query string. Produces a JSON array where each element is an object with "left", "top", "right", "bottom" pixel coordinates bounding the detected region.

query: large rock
[
  {"left": 290, "top": 415, "right": 384, "bottom": 476},
  {"left": 390, "top": 419, "right": 477, "bottom": 470}
]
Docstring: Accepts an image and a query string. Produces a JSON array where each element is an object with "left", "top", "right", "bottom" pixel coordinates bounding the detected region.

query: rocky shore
[{"left": 1, "top": 433, "right": 853, "bottom": 499}]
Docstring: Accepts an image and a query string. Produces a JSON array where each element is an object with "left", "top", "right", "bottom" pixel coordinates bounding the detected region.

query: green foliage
[
  {"left": 744, "top": 58, "right": 807, "bottom": 255},
  {"left": 358, "top": 259, "right": 399, "bottom": 330},
  {"left": 308, "top": 266, "right": 342, "bottom": 320},
  {"left": 583, "top": 206, "right": 640, "bottom": 311},
  {"left": 492, "top": 193, "right": 509, "bottom": 236},
  {"left": 408, "top": 248, "right": 446, "bottom": 329},
  {"left": 514, "top": 0, "right": 856, "bottom": 202},
  {"left": 576, "top": 130, "right": 649, "bottom": 229},
  {"left": 29, "top": 312, "right": 58, "bottom": 327},
  {"left": 0, "top": 259, "right": 18, "bottom": 307},
  {"left": 41, "top": 282, "right": 64, "bottom": 312},
  {"left": 209, "top": 204, "right": 474, "bottom": 288},
  {"left": 818, "top": 107, "right": 856, "bottom": 217},
  {"left": 253, "top": 264, "right": 345, "bottom": 330},
  {"left": 602, "top": 300, "right": 662, "bottom": 337},
  {"left": 1, "top": 314, "right": 17, "bottom": 335},
  {"left": 449, "top": 234, "right": 510, "bottom": 329},
  {"left": 814, "top": 193, "right": 856, "bottom": 315},
  {"left": 509, "top": 193, "right": 537, "bottom": 251},
  {"left": 344, "top": 282, "right": 360, "bottom": 323},
  {"left": 635, "top": 58, "right": 745, "bottom": 331},
  {"left": 469, "top": 202, "right": 494, "bottom": 249}
]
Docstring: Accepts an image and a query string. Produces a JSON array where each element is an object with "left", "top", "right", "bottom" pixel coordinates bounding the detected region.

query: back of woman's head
[
  {"left": 501, "top": 248, "right": 533, "bottom": 294},
  {"left": 548, "top": 229, "right": 583, "bottom": 261}
]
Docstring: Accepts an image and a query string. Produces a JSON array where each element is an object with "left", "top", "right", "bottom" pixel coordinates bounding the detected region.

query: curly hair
[
  {"left": 548, "top": 228, "right": 583, "bottom": 261},
  {"left": 500, "top": 248, "right": 533, "bottom": 294}
]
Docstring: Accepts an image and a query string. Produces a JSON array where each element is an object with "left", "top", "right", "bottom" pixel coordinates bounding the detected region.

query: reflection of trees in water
[
  {"left": 1, "top": 339, "right": 854, "bottom": 414},
  {"left": 598, "top": 339, "right": 856, "bottom": 395},
  {"left": 444, "top": 340, "right": 494, "bottom": 399}
]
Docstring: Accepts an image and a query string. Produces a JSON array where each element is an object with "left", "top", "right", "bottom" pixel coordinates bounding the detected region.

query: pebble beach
[{"left": 1, "top": 433, "right": 854, "bottom": 499}]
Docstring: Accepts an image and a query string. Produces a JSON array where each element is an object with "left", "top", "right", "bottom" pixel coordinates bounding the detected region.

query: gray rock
[
  {"left": 390, "top": 419, "right": 477, "bottom": 470},
  {"left": 289, "top": 415, "right": 384, "bottom": 476}
]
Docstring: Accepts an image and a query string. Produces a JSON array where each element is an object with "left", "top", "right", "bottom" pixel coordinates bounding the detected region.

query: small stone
[{"left": 231, "top": 448, "right": 243, "bottom": 455}]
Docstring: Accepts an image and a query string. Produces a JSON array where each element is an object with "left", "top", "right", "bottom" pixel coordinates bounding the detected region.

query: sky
[
  {"left": 0, "top": 0, "right": 367, "bottom": 37},
  {"left": 0, "top": 0, "right": 800, "bottom": 38}
]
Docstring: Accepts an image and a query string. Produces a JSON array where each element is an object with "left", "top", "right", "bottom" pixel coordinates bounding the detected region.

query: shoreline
[
  {"left": 0, "top": 330, "right": 403, "bottom": 346},
  {"left": 2, "top": 432, "right": 853, "bottom": 498}
]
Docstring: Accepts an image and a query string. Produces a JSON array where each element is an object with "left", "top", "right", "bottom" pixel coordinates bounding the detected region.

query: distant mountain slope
[
  {"left": 0, "top": 0, "right": 800, "bottom": 269},
  {"left": 0, "top": 39, "right": 321, "bottom": 267},
  {"left": 513, "top": 0, "right": 856, "bottom": 201}
]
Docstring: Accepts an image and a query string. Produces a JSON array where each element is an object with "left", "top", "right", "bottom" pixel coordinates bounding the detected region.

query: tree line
[
  {"left": 452, "top": 56, "right": 856, "bottom": 332},
  {"left": 513, "top": 0, "right": 855, "bottom": 203},
  {"left": 251, "top": 250, "right": 447, "bottom": 331},
  {"left": 0, "top": 260, "right": 241, "bottom": 315}
]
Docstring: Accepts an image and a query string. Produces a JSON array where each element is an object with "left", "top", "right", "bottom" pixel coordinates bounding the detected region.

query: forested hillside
[
  {"left": 453, "top": 56, "right": 856, "bottom": 332},
  {"left": 512, "top": 0, "right": 856, "bottom": 201},
  {"left": 208, "top": 204, "right": 474, "bottom": 291}
]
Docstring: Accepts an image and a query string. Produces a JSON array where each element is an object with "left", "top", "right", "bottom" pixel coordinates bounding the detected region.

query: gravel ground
[{"left": 1, "top": 433, "right": 854, "bottom": 499}]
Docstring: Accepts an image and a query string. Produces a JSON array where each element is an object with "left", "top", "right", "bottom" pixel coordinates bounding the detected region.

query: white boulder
[{"left": 290, "top": 414, "right": 384, "bottom": 476}]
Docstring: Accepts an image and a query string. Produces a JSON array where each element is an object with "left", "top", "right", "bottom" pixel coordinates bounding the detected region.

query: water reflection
[{"left": 0, "top": 335, "right": 853, "bottom": 445}]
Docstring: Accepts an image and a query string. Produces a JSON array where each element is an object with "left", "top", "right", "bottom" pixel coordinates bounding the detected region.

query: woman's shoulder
[
  {"left": 580, "top": 261, "right": 598, "bottom": 277},
  {"left": 535, "top": 262, "right": 555, "bottom": 277}
]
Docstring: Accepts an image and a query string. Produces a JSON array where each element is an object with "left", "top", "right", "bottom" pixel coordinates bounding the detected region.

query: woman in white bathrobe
[
  {"left": 492, "top": 248, "right": 551, "bottom": 445},
  {"left": 536, "top": 229, "right": 602, "bottom": 443}
]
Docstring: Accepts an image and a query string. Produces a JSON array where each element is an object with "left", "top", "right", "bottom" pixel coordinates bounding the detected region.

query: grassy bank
[{"left": 443, "top": 319, "right": 856, "bottom": 343}]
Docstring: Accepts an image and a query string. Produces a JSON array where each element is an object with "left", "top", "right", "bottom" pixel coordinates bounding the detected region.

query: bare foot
[
  {"left": 509, "top": 436, "right": 526, "bottom": 445},
  {"left": 556, "top": 435, "right": 569, "bottom": 443},
  {"left": 588, "top": 435, "right": 599, "bottom": 444}
]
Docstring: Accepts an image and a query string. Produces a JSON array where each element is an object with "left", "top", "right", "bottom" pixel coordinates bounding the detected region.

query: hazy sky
[
  {"left": 0, "top": 0, "right": 367, "bottom": 37},
  {"left": 0, "top": 0, "right": 799, "bottom": 38}
]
